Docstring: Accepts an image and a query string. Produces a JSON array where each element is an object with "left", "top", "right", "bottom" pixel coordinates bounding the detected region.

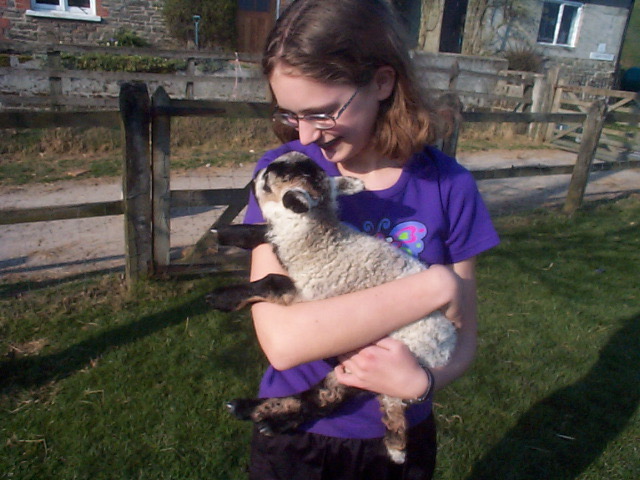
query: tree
[{"left": 163, "top": 0, "right": 237, "bottom": 50}]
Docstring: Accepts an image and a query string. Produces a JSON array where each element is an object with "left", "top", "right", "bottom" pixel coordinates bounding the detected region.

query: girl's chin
[{"left": 319, "top": 141, "right": 346, "bottom": 163}]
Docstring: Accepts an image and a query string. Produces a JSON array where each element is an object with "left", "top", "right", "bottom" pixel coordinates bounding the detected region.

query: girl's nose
[{"left": 297, "top": 121, "right": 322, "bottom": 145}]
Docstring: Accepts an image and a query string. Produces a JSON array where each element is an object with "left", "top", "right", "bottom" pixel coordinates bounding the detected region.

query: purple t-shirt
[{"left": 244, "top": 141, "right": 500, "bottom": 438}]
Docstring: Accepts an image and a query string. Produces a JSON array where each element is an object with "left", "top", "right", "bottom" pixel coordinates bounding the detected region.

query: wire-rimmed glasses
[{"left": 272, "top": 88, "right": 359, "bottom": 130}]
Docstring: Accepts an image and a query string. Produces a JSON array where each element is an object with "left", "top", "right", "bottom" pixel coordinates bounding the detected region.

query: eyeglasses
[{"left": 272, "top": 88, "right": 359, "bottom": 130}]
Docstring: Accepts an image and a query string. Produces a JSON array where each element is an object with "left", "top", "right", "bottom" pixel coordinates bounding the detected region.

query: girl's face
[{"left": 269, "top": 64, "right": 395, "bottom": 168}]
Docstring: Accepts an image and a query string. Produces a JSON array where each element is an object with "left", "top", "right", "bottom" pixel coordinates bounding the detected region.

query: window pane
[
  {"left": 557, "top": 5, "right": 578, "bottom": 45},
  {"left": 537, "top": 2, "right": 560, "bottom": 43},
  {"left": 35, "top": 0, "right": 60, "bottom": 5}
]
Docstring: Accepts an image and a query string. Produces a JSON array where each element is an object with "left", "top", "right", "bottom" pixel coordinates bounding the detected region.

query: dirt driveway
[{"left": 1, "top": 148, "right": 639, "bottom": 283}]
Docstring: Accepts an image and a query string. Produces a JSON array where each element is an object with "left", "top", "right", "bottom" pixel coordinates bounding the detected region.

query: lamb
[{"left": 205, "top": 151, "right": 457, "bottom": 463}]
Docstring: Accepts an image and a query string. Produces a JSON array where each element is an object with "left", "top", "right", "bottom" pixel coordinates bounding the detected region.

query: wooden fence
[
  {"left": 1, "top": 81, "right": 639, "bottom": 285},
  {"left": 546, "top": 84, "right": 640, "bottom": 162}
]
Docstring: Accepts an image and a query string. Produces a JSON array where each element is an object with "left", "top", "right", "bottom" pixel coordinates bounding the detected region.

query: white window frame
[
  {"left": 537, "top": 0, "right": 583, "bottom": 47},
  {"left": 27, "top": 0, "right": 101, "bottom": 22}
]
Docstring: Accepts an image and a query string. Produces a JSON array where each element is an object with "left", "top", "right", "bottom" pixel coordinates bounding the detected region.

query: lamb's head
[{"left": 254, "top": 152, "right": 364, "bottom": 220}]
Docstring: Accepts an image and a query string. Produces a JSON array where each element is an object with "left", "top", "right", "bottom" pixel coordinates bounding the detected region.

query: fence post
[
  {"left": 563, "top": 99, "right": 607, "bottom": 215},
  {"left": 544, "top": 74, "right": 564, "bottom": 142},
  {"left": 448, "top": 60, "right": 460, "bottom": 91},
  {"left": 437, "top": 92, "right": 463, "bottom": 158},
  {"left": 120, "top": 82, "right": 153, "bottom": 285},
  {"left": 186, "top": 58, "right": 195, "bottom": 99},
  {"left": 46, "top": 49, "right": 63, "bottom": 111},
  {"left": 151, "top": 87, "right": 172, "bottom": 272}
]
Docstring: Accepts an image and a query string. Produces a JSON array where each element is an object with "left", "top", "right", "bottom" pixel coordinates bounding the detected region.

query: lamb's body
[
  {"left": 207, "top": 152, "right": 457, "bottom": 463},
  {"left": 265, "top": 206, "right": 456, "bottom": 370}
]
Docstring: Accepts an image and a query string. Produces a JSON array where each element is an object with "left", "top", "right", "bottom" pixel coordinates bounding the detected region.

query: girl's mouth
[{"left": 316, "top": 136, "right": 340, "bottom": 151}]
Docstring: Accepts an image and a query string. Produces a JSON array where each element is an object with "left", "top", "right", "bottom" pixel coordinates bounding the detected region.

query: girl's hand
[{"left": 334, "top": 337, "right": 430, "bottom": 400}]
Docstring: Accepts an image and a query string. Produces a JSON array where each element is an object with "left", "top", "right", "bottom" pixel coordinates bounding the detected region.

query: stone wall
[{"left": 0, "top": 0, "right": 177, "bottom": 48}]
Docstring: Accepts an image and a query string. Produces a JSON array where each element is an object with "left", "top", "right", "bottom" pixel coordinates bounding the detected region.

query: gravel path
[{"left": 1, "top": 150, "right": 638, "bottom": 283}]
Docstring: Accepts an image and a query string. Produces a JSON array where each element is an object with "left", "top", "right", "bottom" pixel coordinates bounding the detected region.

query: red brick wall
[
  {"left": 96, "top": 1, "right": 109, "bottom": 18},
  {"left": 0, "top": 17, "right": 9, "bottom": 41},
  {"left": 15, "top": 0, "right": 30, "bottom": 10}
]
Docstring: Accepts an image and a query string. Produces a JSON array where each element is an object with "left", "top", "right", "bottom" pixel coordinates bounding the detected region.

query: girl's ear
[{"left": 373, "top": 66, "right": 396, "bottom": 102}]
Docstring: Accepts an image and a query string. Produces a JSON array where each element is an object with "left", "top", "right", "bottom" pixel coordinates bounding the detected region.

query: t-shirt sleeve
[
  {"left": 442, "top": 165, "right": 500, "bottom": 264},
  {"left": 244, "top": 168, "right": 265, "bottom": 225}
]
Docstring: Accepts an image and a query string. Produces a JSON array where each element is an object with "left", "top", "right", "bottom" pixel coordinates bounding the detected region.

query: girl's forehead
[{"left": 270, "top": 66, "right": 352, "bottom": 111}]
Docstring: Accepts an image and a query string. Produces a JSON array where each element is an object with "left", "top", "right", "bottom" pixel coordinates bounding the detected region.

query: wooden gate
[{"left": 546, "top": 85, "right": 640, "bottom": 163}]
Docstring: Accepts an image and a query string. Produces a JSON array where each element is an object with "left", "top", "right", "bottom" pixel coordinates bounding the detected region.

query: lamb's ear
[
  {"left": 282, "top": 189, "right": 315, "bottom": 213},
  {"left": 333, "top": 176, "right": 365, "bottom": 196}
]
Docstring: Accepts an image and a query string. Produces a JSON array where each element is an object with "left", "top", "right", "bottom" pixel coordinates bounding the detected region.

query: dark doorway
[
  {"left": 393, "top": 0, "right": 421, "bottom": 48},
  {"left": 439, "top": 0, "right": 469, "bottom": 53}
]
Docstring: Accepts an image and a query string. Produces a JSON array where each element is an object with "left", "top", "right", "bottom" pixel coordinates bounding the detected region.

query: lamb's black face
[{"left": 254, "top": 152, "right": 329, "bottom": 214}]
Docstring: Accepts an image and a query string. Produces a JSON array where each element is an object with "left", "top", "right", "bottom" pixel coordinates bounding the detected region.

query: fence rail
[{"left": 1, "top": 82, "right": 639, "bottom": 285}]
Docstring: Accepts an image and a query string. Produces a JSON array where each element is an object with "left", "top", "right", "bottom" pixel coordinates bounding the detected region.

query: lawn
[{"left": 1, "top": 196, "right": 639, "bottom": 479}]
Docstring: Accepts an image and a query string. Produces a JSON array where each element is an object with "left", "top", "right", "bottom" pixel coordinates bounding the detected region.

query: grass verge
[
  {"left": 0, "top": 118, "right": 550, "bottom": 187},
  {"left": 1, "top": 196, "right": 639, "bottom": 479}
]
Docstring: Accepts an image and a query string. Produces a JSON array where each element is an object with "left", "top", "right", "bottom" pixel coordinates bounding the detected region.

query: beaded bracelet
[{"left": 403, "top": 364, "right": 435, "bottom": 405}]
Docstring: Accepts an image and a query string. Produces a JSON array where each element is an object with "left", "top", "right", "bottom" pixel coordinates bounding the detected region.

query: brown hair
[{"left": 262, "top": 0, "right": 443, "bottom": 162}]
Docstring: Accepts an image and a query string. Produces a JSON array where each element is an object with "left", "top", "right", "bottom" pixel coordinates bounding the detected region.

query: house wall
[
  {"left": 460, "top": 1, "right": 630, "bottom": 87},
  {"left": 0, "top": 0, "right": 176, "bottom": 48}
]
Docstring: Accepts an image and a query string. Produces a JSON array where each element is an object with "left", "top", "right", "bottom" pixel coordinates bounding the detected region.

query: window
[
  {"left": 27, "top": 0, "right": 101, "bottom": 22},
  {"left": 537, "top": 1, "right": 582, "bottom": 47}
]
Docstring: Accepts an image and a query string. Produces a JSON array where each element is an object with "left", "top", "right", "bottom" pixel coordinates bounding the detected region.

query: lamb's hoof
[
  {"left": 225, "top": 398, "right": 262, "bottom": 421},
  {"left": 387, "top": 449, "right": 406, "bottom": 464},
  {"left": 257, "top": 422, "right": 275, "bottom": 436}
]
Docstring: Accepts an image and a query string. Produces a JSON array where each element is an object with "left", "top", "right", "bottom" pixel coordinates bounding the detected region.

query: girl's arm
[
  {"left": 249, "top": 242, "right": 462, "bottom": 371},
  {"left": 334, "top": 257, "right": 478, "bottom": 399}
]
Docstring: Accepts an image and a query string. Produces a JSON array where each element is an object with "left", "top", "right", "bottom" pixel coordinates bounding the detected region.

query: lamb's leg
[
  {"left": 227, "top": 371, "right": 363, "bottom": 435},
  {"left": 379, "top": 395, "right": 409, "bottom": 464},
  {"left": 212, "top": 224, "right": 268, "bottom": 250},
  {"left": 205, "top": 273, "right": 296, "bottom": 312}
]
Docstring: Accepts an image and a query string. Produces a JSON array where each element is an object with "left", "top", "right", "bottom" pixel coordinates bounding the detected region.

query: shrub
[
  {"left": 162, "top": 0, "right": 237, "bottom": 50},
  {"left": 114, "top": 28, "right": 150, "bottom": 48},
  {"left": 504, "top": 46, "right": 544, "bottom": 72},
  {"left": 60, "top": 53, "right": 187, "bottom": 73}
]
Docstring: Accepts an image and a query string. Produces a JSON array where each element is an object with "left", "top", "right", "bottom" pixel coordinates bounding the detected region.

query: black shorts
[{"left": 248, "top": 414, "right": 437, "bottom": 480}]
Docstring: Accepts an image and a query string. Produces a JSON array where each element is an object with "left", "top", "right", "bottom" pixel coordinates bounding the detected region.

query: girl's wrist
[{"left": 403, "top": 364, "right": 435, "bottom": 405}]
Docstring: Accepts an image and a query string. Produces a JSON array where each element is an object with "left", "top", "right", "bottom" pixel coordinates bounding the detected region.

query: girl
[{"left": 242, "top": 1, "right": 500, "bottom": 478}]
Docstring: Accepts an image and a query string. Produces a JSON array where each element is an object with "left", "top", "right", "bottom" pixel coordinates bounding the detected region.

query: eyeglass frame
[{"left": 272, "top": 88, "right": 359, "bottom": 130}]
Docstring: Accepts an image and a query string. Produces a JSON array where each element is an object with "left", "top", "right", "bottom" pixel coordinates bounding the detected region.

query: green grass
[
  {"left": 0, "top": 118, "right": 279, "bottom": 186},
  {"left": 620, "top": 2, "right": 640, "bottom": 69},
  {"left": 1, "top": 196, "right": 639, "bottom": 479}
]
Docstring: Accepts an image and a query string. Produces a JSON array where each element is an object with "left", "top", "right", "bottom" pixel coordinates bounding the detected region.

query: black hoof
[{"left": 225, "top": 398, "right": 262, "bottom": 421}]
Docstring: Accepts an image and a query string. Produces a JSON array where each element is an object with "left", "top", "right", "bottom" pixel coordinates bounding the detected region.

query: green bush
[
  {"left": 162, "top": 0, "right": 237, "bottom": 49},
  {"left": 503, "top": 46, "right": 544, "bottom": 72},
  {"left": 60, "top": 53, "right": 187, "bottom": 73},
  {"left": 114, "top": 28, "right": 150, "bottom": 48},
  {"left": 99, "top": 28, "right": 150, "bottom": 48}
]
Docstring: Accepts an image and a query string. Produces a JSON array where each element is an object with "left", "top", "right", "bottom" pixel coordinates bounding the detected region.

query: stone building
[
  {"left": 399, "top": 0, "right": 636, "bottom": 86},
  {"left": 0, "top": 0, "right": 175, "bottom": 48},
  {"left": 0, "top": 0, "right": 634, "bottom": 86}
]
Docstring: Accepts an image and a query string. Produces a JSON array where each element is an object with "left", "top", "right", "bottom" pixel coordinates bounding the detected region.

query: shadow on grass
[
  {"left": 467, "top": 313, "right": 640, "bottom": 479},
  {"left": 0, "top": 293, "right": 254, "bottom": 395}
]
